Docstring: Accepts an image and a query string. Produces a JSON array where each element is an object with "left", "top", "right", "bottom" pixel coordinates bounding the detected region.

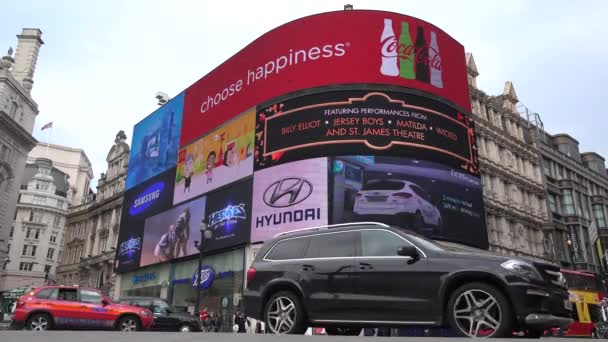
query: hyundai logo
[{"left": 263, "top": 177, "right": 313, "bottom": 208}]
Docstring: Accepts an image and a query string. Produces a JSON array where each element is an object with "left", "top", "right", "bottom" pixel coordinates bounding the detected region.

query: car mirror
[
  {"left": 398, "top": 245, "right": 418, "bottom": 259},
  {"left": 101, "top": 298, "right": 110, "bottom": 306}
]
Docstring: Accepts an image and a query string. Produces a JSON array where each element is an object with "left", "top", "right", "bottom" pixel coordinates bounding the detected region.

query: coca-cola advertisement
[{"left": 179, "top": 10, "right": 470, "bottom": 147}]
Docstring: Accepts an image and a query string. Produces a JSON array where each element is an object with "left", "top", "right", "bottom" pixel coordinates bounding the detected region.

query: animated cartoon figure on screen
[
  {"left": 174, "top": 207, "right": 191, "bottom": 258},
  {"left": 183, "top": 154, "right": 194, "bottom": 193},
  {"left": 206, "top": 151, "right": 216, "bottom": 184},
  {"left": 154, "top": 224, "right": 176, "bottom": 262},
  {"left": 224, "top": 140, "right": 238, "bottom": 167}
]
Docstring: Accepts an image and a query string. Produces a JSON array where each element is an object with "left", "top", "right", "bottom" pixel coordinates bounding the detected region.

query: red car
[{"left": 11, "top": 286, "right": 153, "bottom": 331}]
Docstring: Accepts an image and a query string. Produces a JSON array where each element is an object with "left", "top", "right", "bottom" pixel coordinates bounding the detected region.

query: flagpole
[{"left": 45, "top": 125, "right": 51, "bottom": 158}]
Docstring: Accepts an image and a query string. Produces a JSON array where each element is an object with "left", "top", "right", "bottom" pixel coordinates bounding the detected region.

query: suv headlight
[{"left": 500, "top": 259, "right": 543, "bottom": 281}]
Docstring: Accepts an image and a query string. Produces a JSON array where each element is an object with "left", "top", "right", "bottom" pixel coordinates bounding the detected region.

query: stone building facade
[
  {"left": 0, "top": 158, "right": 69, "bottom": 290},
  {"left": 28, "top": 143, "right": 94, "bottom": 206},
  {"left": 56, "top": 131, "right": 129, "bottom": 296},
  {"left": 539, "top": 132, "right": 608, "bottom": 273},
  {"left": 466, "top": 53, "right": 552, "bottom": 259},
  {"left": 0, "top": 29, "right": 44, "bottom": 271}
]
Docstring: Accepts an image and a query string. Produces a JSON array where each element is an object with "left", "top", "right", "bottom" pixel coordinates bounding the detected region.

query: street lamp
[{"left": 194, "top": 219, "right": 213, "bottom": 316}]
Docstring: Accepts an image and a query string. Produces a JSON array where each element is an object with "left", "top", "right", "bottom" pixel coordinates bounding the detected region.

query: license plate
[
  {"left": 367, "top": 196, "right": 388, "bottom": 202},
  {"left": 564, "top": 300, "right": 573, "bottom": 310}
]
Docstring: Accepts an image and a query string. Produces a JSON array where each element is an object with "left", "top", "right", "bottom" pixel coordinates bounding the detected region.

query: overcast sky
[{"left": 2, "top": 0, "right": 607, "bottom": 187}]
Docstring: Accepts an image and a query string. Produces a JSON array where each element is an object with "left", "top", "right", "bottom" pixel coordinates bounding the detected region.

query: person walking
[{"left": 234, "top": 311, "right": 250, "bottom": 333}]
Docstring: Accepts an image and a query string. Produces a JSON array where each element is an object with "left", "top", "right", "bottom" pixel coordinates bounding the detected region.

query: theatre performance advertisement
[
  {"left": 126, "top": 93, "right": 184, "bottom": 190},
  {"left": 203, "top": 179, "right": 253, "bottom": 253},
  {"left": 251, "top": 158, "right": 328, "bottom": 243},
  {"left": 178, "top": 10, "right": 470, "bottom": 147},
  {"left": 255, "top": 90, "right": 479, "bottom": 175},
  {"left": 174, "top": 110, "right": 254, "bottom": 205},
  {"left": 140, "top": 196, "right": 207, "bottom": 267},
  {"left": 115, "top": 169, "right": 177, "bottom": 272},
  {"left": 331, "top": 155, "right": 487, "bottom": 249}
]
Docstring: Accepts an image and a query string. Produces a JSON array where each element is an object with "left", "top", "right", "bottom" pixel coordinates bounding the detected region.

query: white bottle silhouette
[
  {"left": 380, "top": 18, "right": 399, "bottom": 76},
  {"left": 429, "top": 31, "right": 443, "bottom": 88}
]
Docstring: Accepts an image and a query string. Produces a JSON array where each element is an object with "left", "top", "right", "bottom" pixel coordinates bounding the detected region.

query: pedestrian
[{"left": 234, "top": 311, "right": 250, "bottom": 333}]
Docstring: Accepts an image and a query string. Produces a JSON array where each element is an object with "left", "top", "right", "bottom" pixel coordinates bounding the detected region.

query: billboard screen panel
[
  {"left": 126, "top": 93, "right": 184, "bottom": 190},
  {"left": 251, "top": 158, "right": 328, "bottom": 243},
  {"left": 331, "top": 155, "right": 487, "bottom": 249},
  {"left": 180, "top": 10, "right": 470, "bottom": 146},
  {"left": 174, "top": 110, "right": 255, "bottom": 205}
]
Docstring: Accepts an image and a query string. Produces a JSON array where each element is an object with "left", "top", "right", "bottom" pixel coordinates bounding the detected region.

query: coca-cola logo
[{"left": 381, "top": 36, "right": 442, "bottom": 71}]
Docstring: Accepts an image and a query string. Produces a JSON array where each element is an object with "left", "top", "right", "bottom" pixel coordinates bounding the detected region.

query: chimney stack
[{"left": 12, "top": 28, "right": 44, "bottom": 93}]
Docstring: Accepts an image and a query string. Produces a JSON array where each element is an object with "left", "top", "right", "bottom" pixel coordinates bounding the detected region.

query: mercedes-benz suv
[{"left": 244, "top": 222, "right": 573, "bottom": 338}]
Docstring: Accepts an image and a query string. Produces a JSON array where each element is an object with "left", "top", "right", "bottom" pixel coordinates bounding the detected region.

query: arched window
[{"left": 9, "top": 101, "right": 18, "bottom": 118}]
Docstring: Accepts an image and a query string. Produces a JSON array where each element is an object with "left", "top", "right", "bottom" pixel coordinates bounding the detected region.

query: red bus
[{"left": 561, "top": 269, "right": 604, "bottom": 337}]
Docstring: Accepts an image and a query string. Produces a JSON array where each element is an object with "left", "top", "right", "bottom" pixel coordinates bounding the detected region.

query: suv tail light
[
  {"left": 393, "top": 192, "right": 413, "bottom": 198},
  {"left": 247, "top": 267, "right": 256, "bottom": 283}
]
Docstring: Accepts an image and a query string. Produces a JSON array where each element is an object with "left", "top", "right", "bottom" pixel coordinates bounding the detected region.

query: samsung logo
[{"left": 129, "top": 182, "right": 165, "bottom": 216}]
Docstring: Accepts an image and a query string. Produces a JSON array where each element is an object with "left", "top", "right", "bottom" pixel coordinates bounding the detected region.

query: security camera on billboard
[
  {"left": 251, "top": 157, "right": 329, "bottom": 243},
  {"left": 140, "top": 196, "right": 207, "bottom": 267},
  {"left": 174, "top": 109, "right": 255, "bottom": 205},
  {"left": 126, "top": 93, "right": 184, "bottom": 190},
  {"left": 331, "top": 155, "right": 488, "bottom": 249},
  {"left": 254, "top": 89, "right": 479, "bottom": 175}
]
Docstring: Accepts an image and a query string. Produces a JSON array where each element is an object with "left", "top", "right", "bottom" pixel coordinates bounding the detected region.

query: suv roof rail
[{"left": 273, "top": 222, "right": 390, "bottom": 238}]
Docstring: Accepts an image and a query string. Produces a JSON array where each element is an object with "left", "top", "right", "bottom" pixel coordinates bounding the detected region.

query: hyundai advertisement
[
  {"left": 331, "top": 155, "right": 487, "bottom": 249},
  {"left": 126, "top": 93, "right": 184, "bottom": 190},
  {"left": 251, "top": 158, "right": 329, "bottom": 242}
]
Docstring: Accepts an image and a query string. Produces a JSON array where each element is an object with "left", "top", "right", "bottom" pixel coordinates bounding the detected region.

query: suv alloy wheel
[
  {"left": 264, "top": 291, "right": 306, "bottom": 334},
  {"left": 447, "top": 282, "right": 513, "bottom": 337},
  {"left": 26, "top": 313, "right": 53, "bottom": 331},
  {"left": 117, "top": 315, "right": 141, "bottom": 332}
]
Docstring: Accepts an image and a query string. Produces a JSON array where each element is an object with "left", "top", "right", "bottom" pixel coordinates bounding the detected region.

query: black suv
[
  {"left": 244, "top": 222, "right": 573, "bottom": 337},
  {"left": 117, "top": 297, "right": 202, "bottom": 332}
]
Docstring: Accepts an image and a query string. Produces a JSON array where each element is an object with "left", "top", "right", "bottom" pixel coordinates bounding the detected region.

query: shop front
[
  {"left": 118, "top": 263, "right": 172, "bottom": 300},
  {"left": 170, "top": 248, "right": 244, "bottom": 332}
]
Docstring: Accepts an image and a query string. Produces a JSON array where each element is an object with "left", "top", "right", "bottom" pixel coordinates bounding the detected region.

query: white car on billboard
[{"left": 353, "top": 178, "right": 441, "bottom": 233}]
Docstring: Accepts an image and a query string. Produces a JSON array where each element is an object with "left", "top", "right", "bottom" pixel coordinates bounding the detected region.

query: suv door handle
[
  {"left": 359, "top": 262, "right": 374, "bottom": 270},
  {"left": 302, "top": 264, "right": 315, "bottom": 271}
]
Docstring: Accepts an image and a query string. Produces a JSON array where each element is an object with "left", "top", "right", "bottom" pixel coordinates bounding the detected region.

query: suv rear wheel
[
  {"left": 264, "top": 291, "right": 306, "bottom": 334},
  {"left": 26, "top": 313, "right": 53, "bottom": 331},
  {"left": 447, "top": 282, "right": 513, "bottom": 338}
]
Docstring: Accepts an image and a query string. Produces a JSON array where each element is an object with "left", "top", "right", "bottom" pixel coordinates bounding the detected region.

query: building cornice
[
  {"left": 0, "top": 110, "right": 37, "bottom": 150},
  {"left": 0, "top": 72, "right": 39, "bottom": 110}
]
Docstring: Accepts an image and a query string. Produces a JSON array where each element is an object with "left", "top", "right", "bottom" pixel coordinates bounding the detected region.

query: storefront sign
[
  {"left": 192, "top": 265, "right": 215, "bottom": 289},
  {"left": 131, "top": 272, "right": 157, "bottom": 285}
]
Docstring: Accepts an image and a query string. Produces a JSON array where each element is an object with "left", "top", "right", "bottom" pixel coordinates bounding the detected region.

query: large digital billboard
[
  {"left": 331, "top": 155, "right": 487, "bottom": 249},
  {"left": 126, "top": 93, "right": 184, "bottom": 190},
  {"left": 174, "top": 110, "right": 255, "bottom": 205},
  {"left": 255, "top": 89, "right": 479, "bottom": 175},
  {"left": 140, "top": 196, "right": 206, "bottom": 267},
  {"left": 251, "top": 158, "right": 328, "bottom": 243},
  {"left": 179, "top": 10, "right": 470, "bottom": 146},
  {"left": 203, "top": 178, "right": 253, "bottom": 253},
  {"left": 115, "top": 168, "right": 176, "bottom": 272}
]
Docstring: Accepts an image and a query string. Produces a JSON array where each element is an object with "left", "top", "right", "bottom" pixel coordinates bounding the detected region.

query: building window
[
  {"left": 34, "top": 229, "right": 40, "bottom": 240},
  {"left": 31, "top": 245, "right": 37, "bottom": 256},
  {"left": 9, "top": 227, "right": 14, "bottom": 238},
  {"left": 57, "top": 199, "right": 65, "bottom": 208},
  {"left": 53, "top": 215, "right": 61, "bottom": 227},
  {"left": 0, "top": 144, "right": 11, "bottom": 162},
  {"left": 47, "top": 248, "right": 55, "bottom": 260},
  {"left": 21, "top": 245, "right": 27, "bottom": 256},
  {"left": 44, "top": 265, "right": 52, "bottom": 273},
  {"left": 19, "top": 262, "right": 34, "bottom": 272},
  {"left": 30, "top": 211, "right": 44, "bottom": 223},
  {"left": 9, "top": 101, "right": 18, "bottom": 118},
  {"left": 50, "top": 233, "right": 57, "bottom": 244},
  {"left": 35, "top": 181, "right": 50, "bottom": 191},
  {"left": 7, "top": 243, "right": 10, "bottom": 253},
  {"left": 548, "top": 193, "right": 558, "bottom": 213},
  {"left": 593, "top": 204, "right": 607, "bottom": 228},
  {"left": 562, "top": 189, "right": 576, "bottom": 215}
]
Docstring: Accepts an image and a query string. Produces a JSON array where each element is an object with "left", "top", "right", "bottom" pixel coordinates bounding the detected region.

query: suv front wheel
[
  {"left": 264, "top": 291, "right": 306, "bottom": 334},
  {"left": 447, "top": 282, "right": 513, "bottom": 338}
]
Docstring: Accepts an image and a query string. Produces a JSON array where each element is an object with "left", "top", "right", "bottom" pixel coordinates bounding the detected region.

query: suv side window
[
  {"left": 409, "top": 184, "right": 430, "bottom": 202},
  {"left": 361, "top": 230, "right": 409, "bottom": 257},
  {"left": 305, "top": 232, "right": 357, "bottom": 258},
  {"left": 36, "top": 288, "right": 58, "bottom": 300},
  {"left": 265, "top": 237, "right": 310, "bottom": 260},
  {"left": 79, "top": 289, "right": 103, "bottom": 304},
  {"left": 57, "top": 288, "right": 78, "bottom": 301}
]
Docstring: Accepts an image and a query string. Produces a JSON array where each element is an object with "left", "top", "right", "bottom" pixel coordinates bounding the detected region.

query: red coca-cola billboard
[{"left": 180, "top": 10, "right": 470, "bottom": 147}]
